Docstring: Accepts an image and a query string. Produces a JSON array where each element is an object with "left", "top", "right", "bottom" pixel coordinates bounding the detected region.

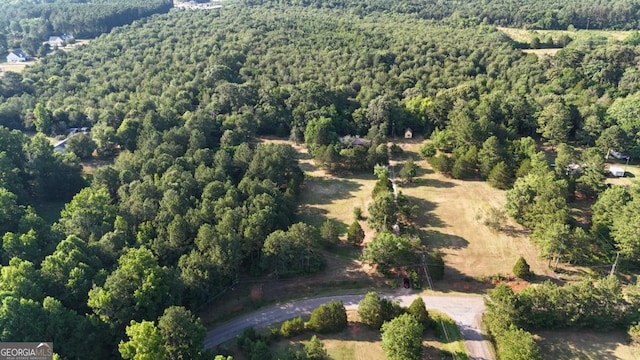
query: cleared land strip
[{"left": 204, "top": 292, "right": 493, "bottom": 360}]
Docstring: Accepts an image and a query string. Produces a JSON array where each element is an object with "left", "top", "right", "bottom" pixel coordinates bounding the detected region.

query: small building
[
  {"left": 609, "top": 166, "right": 625, "bottom": 177},
  {"left": 607, "top": 149, "right": 630, "bottom": 161},
  {"left": 404, "top": 128, "right": 413, "bottom": 139},
  {"left": 6, "top": 49, "right": 28, "bottom": 63},
  {"left": 53, "top": 139, "right": 67, "bottom": 153},
  {"left": 45, "top": 34, "right": 75, "bottom": 48}
]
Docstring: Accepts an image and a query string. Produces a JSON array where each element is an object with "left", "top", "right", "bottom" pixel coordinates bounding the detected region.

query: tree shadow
[
  {"left": 298, "top": 177, "right": 364, "bottom": 205},
  {"left": 536, "top": 329, "right": 631, "bottom": 360},
  {"left": 411, "top": 177, "right": 456, "bottom": 188},
  {"left": 403, "top": 195, "right": 445, "bottom": 228},
  {"left": 420, "top": 229, "right": 469, "bottom": 250}
]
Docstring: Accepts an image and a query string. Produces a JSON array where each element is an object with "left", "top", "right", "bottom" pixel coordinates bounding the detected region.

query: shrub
[
  {"left": 628, "top": 322, "right": 640, "bottom": 344},
  {"left": 407, "top": 297, "right": 432, "bottom": 329},
  {"left": 353, "top": 206, "right": 363, "bottom": 221},
  {"left": 495, "top": 326, "right": 541, "bottom": 360},
  {"left": 304, "top": 335, "right": 327, "bottom": 360},
  {"left": 347, "top": 221, "right": 365, "bottom": 246},
  {"left": 427, "top": 154, "right": 453, "bottom": 175},
  {"left": 280, "top": 316, "right": 305, "bottom": 338},
  {"left": 513, "top": 256, "right": 533, "bottom": 280},
  {"left": 358, "top": 292, "right": 404, "bottom": 329},
  {"left": 419, "top": 142, "right": 436, "bottom": 158},
  {"left": 307, "top": 300, "right": 347, "bottom": 333}
]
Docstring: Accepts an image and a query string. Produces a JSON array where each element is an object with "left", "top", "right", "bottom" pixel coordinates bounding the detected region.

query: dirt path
[{"left": 204, "top": 291, "right": 493, "bottom": 360}]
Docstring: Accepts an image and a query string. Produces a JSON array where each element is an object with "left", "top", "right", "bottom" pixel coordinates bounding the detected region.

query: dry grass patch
[
  {"left": 0, "top": 62, "right": 30, "bottom": 74},
  {"left": 497, "top": 26, "right": 632, "bottom": 43},
  {"left": 536, "top": 330, "right": 636, "bottom": 360},
  {"left": 523, "top": 48, "right": 561, "bottom": 58},
  {"left": 394, "top": 142, "right": 550, "bottom": 280}
]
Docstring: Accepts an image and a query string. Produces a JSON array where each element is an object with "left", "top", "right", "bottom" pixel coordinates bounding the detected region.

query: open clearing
[
  {"left": 0, "top": 62, "right": 30, "bottom": 74},
  {"left": 536, "top": 330, "right": 637, "bottom": 359},
  {"left": 283, "top": 136, "right": 559, "bottom": 281},
  {"left": 497, "top": 26, "right": 632, "bottom": 44}
]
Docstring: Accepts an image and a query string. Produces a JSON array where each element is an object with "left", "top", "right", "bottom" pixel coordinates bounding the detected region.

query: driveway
[{"left": 204, "top": 292, "right": 494, "bottom": 360}]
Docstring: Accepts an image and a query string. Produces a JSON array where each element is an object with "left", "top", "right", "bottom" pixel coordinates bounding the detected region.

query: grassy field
[
  {"left": 0, "top": 62, "right": 30, "bottom": 74},
  {"left": 284, "top": 136, "right": 557, "bottom": 281},
  {"left": 536, "top": 330, "right": 637, "bottom": 360},
  {"left": 497, "top": 26, "right": 632, "bottom": 44},
  {"left": 392, "top": 141, "right": 553, "bottom": 280}
]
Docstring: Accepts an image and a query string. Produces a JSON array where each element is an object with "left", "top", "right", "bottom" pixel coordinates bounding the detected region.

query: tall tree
[{"left": 381, "top": 313, "right": 423, "bottom": 360}]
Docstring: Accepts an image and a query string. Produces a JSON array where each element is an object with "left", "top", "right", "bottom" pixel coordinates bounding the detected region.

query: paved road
[{"left": 204, "top": 292, "right": 494, "bottom": 360}]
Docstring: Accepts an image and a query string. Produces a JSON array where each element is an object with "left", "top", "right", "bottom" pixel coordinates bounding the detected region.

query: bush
[
  {"left": 495, "top": 326, "right": 541, "bottom": 360},
  {"left": 419, "top": 142, "right": 436, "bottom": 158},
  {"left": 358, "top": 292, "right": 404, "bottom": 329},
  {"left": 346, "top": 221, "right": 365, "bottom": 246},
  {"left": 513, "top": 256, "right": 533, "bottom": 280},
  {"left": 407, "top": 297, "right": 431, "bottom": 329},
  {"left": 427, "top": 154, "right": 453, "bottom": 175},
  {"left": 307, "top": 300, "right": 347, "bottom": 333},
  {"left": 353, "top": 206, "right": 363, "bottom": 221},
  {"left": 628, "top": 322, "right": 640, "bottom": 344},
  {"left": 280, "top": 316, "right": 305, "bottom": 338}
]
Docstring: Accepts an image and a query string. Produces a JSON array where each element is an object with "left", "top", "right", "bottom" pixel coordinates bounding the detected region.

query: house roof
[{"left": 9, "top": 48, "right": 27, "bottom": 58}]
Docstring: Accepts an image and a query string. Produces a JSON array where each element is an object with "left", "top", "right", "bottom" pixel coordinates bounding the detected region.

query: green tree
[
  {"left": 407, "top": 297, "right": 431, "bottom": 329},
  {"left": 280, "top": 316, "right": 305, "bottom": 338},
  {"left": 319, "top": 219, "right": 340, "bottom": 248},
  {"left": 158, "top": 306, "right": 206, "bottom": 360},
  {"left": 65, "top": 133, "right": 96, "bottom": 160},
  {"left": 367, "top": 190, "right": 396, "bottom": 231},
  {"left": 307, "top": 300, "right": 347, "bottom": 333},
  {"left": 612, "top": 197, "right": 640, "bottom": 258},
  {"left": 381, "top": 313, "right": 423, "bottom": 360},
  {"left": 496, "top": 326, "right": 542, "bottom": 360},
  {"left": 512, "top": 256, "right": 533, "bottom": 279},
  {"left": 119, "top": 320, "right": 166, "bottom": 360},
  {"left": 537, "top": 102, "right": 571, "bottom": 146},
  {"left": 88, "top": 247, "right": 181, "bottom": 327},
  {"left": 304, "top": 335, "right": 327, "bottom": 360},
  {"left": 576, "top": 147, "right": 606, "bottom": 198},
  {"left": 399, "top": 158, "right": 418, "bottom": 183},
  {"left": 478, "top": 136, "right": 504, "bottom": 179},
  {"left": 33, "top": 103, "right": 52, "bottom": 134},
  {"left": 362, "top": 232, "right": 418, "bottom": 274},
  {"left": 357, "top": 291, "right": 404, "bottom": 329},
  {"left": 57, "top": 186, "right": 116, "bottom": 241},
  {"left": 346, "top": 220, "right": 365, "bottom": 246}
]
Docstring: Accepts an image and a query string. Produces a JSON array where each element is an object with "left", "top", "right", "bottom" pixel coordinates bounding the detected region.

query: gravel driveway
[{"left": 204, "top": 292, "right": 494, "bottom": 359}]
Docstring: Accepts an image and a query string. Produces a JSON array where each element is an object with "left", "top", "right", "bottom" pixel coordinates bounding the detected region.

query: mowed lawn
[{"left": 536, "top": 330, "right": 637, "bottom": 360}]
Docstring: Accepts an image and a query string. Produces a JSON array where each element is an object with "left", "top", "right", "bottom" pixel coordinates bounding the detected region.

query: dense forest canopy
[
  {"left": 247, "top": 0, "right": 640, "bottom": 30},
  {"left": 1, "top": 0, "right": 640, "bottom": 358},
  {"left": 0, "top": 0, "right": 172, "bottom": 53}
]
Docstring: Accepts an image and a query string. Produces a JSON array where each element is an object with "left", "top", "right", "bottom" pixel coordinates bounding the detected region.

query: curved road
[{"left": 204, "top": 292, "right": 494, "bottom": 360}]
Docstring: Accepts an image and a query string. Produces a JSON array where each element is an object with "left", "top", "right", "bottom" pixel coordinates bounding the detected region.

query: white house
[
  {"left": 609, "top": 166, "right": 625, "bottom": 177},
  {"left": 6, "top": 49, "right": 28, "bottom": 63},
  {"left": 45, "top": 34, "right": 75, "bottom": 48}
]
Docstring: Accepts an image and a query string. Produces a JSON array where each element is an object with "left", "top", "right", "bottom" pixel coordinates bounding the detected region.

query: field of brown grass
[{"left": 283, "top": 136, "right": 558, "bottom": 281}]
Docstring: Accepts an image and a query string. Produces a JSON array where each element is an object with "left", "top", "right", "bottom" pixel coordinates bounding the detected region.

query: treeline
[
  {"left": 0, "top": 0, "right": 172, "bottom": 53},
  {"left": 249, "top": 0, "right": 640, "bottom": 30},
  {"left": 485, "top": 277, "right": 640, "bottom": 359}
]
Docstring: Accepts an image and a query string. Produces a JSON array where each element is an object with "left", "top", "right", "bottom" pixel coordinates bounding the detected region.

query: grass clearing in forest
[
  {"left": 535, "top": 330, "right": 636, "bottom": 360},
  {"left": 497, "top": 26, "right": 632, "bottom": 44},
  {"left": 393, "top": 140, "right": 552, "bottom": 281}
]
